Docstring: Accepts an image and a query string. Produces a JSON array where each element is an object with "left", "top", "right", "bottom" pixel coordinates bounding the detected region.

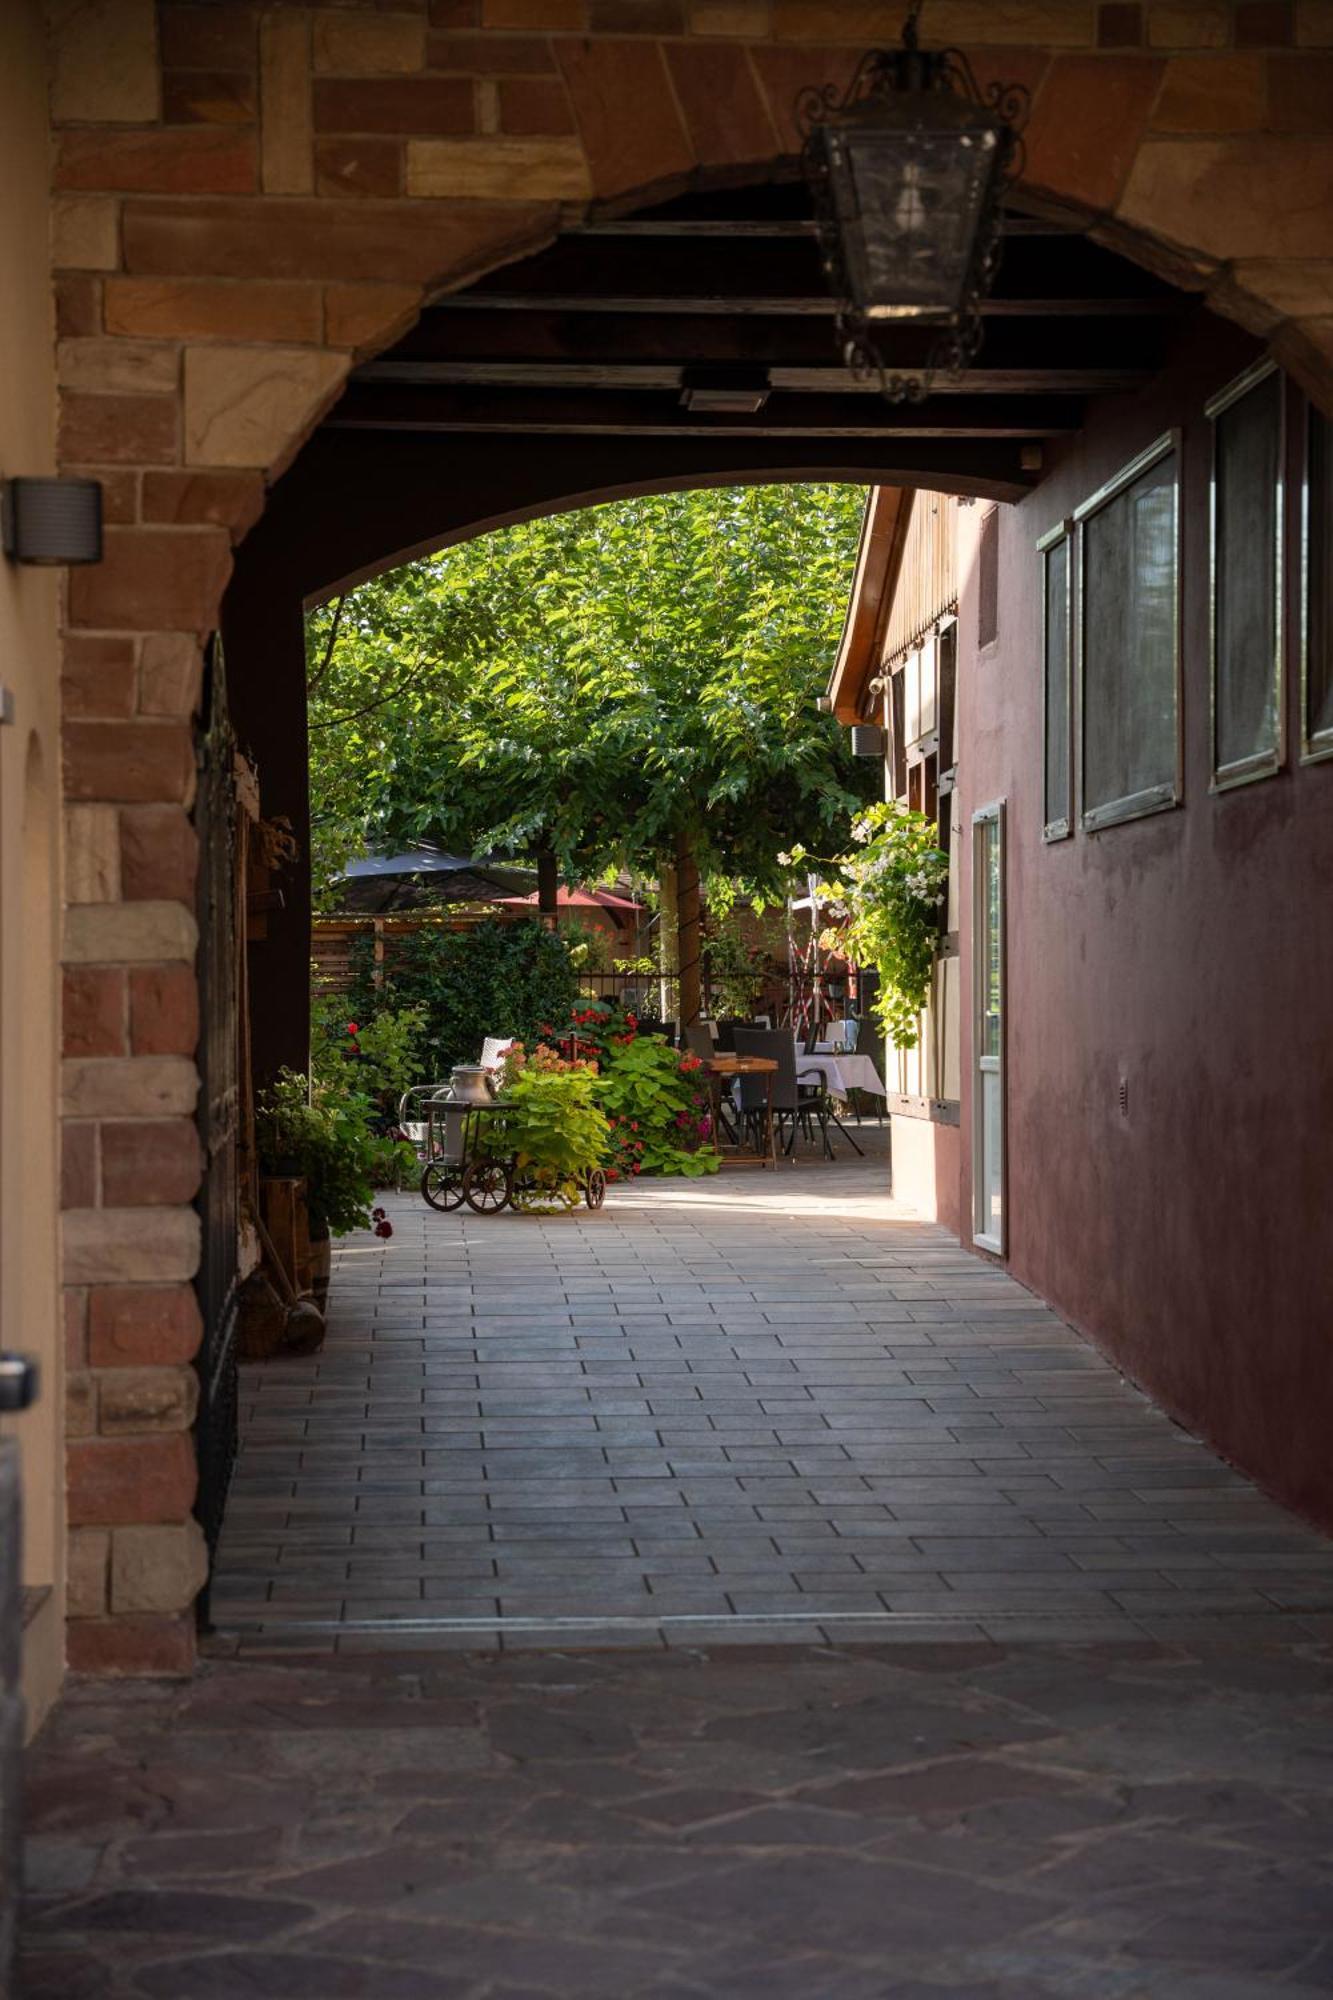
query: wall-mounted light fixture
[
  {"left": 679, "top": 367, "right": 771, "bottom": 415},
  {"left": 798, "top": 13, "right": 1028, "bottom": 403},
  {"left": 851, "top": 723, "right": 885, "bottom": 757},
  {"left": 2, "top": 477, "right": 103, "bottom": 566}
]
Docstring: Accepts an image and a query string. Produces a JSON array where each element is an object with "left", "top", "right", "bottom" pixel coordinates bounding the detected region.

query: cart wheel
[
  {"left": 462, "top": 1160, "right": 512, "bottom": 1214},
  {"left": 583, "top": 1167, "right": 607, "bottom": 1211},
  {"left": 420, "top": 1161, "right": 465, "bottom": 1213}
]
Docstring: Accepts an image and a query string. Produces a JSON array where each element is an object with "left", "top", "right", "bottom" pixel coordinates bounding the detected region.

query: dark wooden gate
[{"left": 193, "top": 636, "right": 241, "bottom": 1605}]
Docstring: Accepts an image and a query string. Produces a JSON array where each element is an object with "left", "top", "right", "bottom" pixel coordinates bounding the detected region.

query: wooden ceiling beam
[
  {"left": 438, "top": 292, "right": 1177, "bottom": 320},
  {"left": 399, "top": 310, "right": 1167, "bottom": 374},
  {"left": 350, "top": 360, "right": 1142, "bottom": 400},
  {"left": 566, "top": 215, "right": 1079, "bottom": 239},
  {"left": 328, "top": 385, "right": 1081, "bottom": 437},
  {"left": 459, "top": 232, "right": 1178, "bottom": 310}
]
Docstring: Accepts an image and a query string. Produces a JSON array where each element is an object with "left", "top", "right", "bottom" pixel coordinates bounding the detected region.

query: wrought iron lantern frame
[{"left": 798, "top": 22, "right": 1030, "bottom": 404}]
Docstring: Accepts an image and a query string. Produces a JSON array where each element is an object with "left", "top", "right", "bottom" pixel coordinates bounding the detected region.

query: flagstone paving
[
  {"left": 22, "top": 1634, "right": 1333, "bottom": 1996},
  {"left": 208, "top": 1143, "right": 1333, "bottom": 1652}
]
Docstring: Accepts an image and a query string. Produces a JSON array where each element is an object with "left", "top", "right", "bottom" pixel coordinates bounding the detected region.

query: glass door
[{"left": 972, "top": 804, "right": 1005, "bottom": 1252}]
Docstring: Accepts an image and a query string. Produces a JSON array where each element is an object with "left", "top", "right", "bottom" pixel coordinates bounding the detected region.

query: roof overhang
[{"left": 826, "top": 485, "right": 915, "bottom": 724}]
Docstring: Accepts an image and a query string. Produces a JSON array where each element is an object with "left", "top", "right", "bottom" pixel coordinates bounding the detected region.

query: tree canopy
[{"left": 305, "top": 482, "right": 876, "bottom": 910}]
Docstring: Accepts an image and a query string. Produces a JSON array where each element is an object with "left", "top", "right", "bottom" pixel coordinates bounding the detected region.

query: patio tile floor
[{"left": 208, "top": 1138, "right": 1333, "bottom": 1652}]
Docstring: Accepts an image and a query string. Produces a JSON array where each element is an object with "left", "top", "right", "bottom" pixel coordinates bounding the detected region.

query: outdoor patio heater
[{"left": 799, "top": 13, "right": 1029, "bottom": 403}]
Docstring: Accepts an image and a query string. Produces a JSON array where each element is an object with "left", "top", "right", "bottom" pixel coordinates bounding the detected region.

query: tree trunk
[
  {"left": 536, "top": 845, "right": 559, "bottom": 929},
  {"left": 657, "top": 859, "right": 678, "bottom": 1022},
  {"left": 676, "top": 830, "right": 701, "bottom": 1031}
]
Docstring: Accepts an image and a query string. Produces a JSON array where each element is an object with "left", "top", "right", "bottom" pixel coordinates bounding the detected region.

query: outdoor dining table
[
  {"left": 701, "top": 1053, "right": 779, "bottom": 1170},
  {"left": 796, "top": 1051, "right": 889, "bottom": 1102}
]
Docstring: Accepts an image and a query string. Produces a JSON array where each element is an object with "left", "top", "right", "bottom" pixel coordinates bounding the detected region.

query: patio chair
[
  {"left": 713, "top": 1019, "right": 742, "bottom": 1052},
  {"left": 731, "top": 1027, "right": 833, "bottom": 1159},
  {"left": 684, "top": 1023, "right": 714, "bottom": 1061}
]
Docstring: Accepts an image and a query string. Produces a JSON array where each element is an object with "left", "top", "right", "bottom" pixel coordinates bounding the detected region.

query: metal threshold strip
[{"left": 216, "top": 1607, "right": 1176, "bottom": 1638}]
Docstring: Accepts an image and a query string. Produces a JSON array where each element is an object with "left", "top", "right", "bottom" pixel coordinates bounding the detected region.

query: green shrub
[
  {"left": 345, "top": 918, "right": 579, "bottom": 1081},
  {"left": 310, "top": 991, "right": 426, "bottom": 1122},
  {"left": 596, "top": 1034, "right": 718, "bottom": 1180},
  {"left": 539, "top": 1002, "right": 718, "bottom": 1181}
]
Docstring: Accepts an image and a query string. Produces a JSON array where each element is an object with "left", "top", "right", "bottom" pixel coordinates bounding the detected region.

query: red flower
[{"left": 347, "top": 1022, "right": 359, "bottom": 1036}]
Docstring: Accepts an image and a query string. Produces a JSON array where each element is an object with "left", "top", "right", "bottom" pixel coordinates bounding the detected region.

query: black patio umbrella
[{"left": 337, "top": 845, "right": 537, "bottom": 913}]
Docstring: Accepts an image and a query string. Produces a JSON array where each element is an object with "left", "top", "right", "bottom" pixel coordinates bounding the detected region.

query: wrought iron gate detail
[{"left": 193, "top": 636, "right": 241, "bottom": 1603}]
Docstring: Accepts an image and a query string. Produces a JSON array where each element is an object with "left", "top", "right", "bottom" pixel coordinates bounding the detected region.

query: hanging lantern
[{"left": 799, "top": 20, "right": 1029, "bottom": 403}]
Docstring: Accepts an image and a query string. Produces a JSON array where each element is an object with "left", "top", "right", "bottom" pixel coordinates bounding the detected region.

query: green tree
[{"left": 306, "top": 484, "right": 876, "bottom": 1022}]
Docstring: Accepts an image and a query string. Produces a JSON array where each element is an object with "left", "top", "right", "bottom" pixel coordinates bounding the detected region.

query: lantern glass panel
[{"left": 826, "top": 121, "right": 999, "bottom": 320}]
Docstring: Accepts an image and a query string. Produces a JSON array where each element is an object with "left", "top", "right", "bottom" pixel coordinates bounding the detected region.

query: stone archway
[{"left": 55, "top": 0, "right": 1333, "bottom": 1672}]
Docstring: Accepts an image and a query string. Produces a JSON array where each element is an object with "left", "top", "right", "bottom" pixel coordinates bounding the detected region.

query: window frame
[
  {"left": 971, "top": 799, "right": 1006, "bottom": 1257},
  {"left": 1207, "top": 358, "right": 1285, "bottom": 792},
  {"left": 1038, "top": 518, "right": 1074, "bottom": 842},
  {"left": 1074, "top": 429, "right": 1183, "bottom": 835},
  {"left": 1301, "top": 398, "right": 1333, "bottom": 767}
]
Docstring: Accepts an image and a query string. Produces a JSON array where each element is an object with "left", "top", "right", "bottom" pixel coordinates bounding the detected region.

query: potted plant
[
  {"left": 256, "top": 1070, "right": 413, "bottom": 1306},
  {"left": 478, "top": 1042, "right": 611, "bottom": 1212}
]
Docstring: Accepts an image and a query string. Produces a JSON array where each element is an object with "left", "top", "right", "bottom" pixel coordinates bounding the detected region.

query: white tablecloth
[{"left": 796, "top": 1053, "right": 888, "bottom": 1101}]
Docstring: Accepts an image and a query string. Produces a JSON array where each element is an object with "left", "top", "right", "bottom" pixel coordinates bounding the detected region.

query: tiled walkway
[{"left": 210, "top": 1147, "right": 1333, "bottom": 1651}]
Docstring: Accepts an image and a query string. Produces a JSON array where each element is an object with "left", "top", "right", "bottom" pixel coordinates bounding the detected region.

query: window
[
  {"left": 1076, "top": 433, "right": 1181, "bottom": 832},
  {"left": 887, "top": 668, "right": 907, "bottom": 800},
  {"left": 1304, "top": 403, "right": 1333, "bottom": 763},
  {"left": 977, "top": 506, "right": 999, "bottom": 649},
  {"left": 1039, "top": 522, "right": 1072, "bottom": 840},
  {"left": 1209, "top": 361, "right": 1283, "bottom": 787}
]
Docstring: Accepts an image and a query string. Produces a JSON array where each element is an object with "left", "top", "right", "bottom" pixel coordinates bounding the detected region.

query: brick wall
[{"left": 48, "top": 0, "right": 1333, "bottom": 1672}]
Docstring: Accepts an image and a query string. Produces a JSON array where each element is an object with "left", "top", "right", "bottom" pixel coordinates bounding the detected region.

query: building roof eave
[{"left": 826, "top": 485, "right": 915, "bottom": 725}]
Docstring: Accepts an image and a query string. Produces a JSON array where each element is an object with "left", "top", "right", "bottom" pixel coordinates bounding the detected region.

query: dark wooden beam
[
  {"left": 566, "top": 215, "right": 1080, "bottom": 239},
  {"left": 459, "top": 232, "right": 1178, "bottom": 311},
  {"left": 328, "top": 385, "right": 1082, "bottom": 437},
  {"left": 439, "top": 292, "right": 1177, "bottom": 320},
  {"left": 350, "top": 359, "right": 1145, "bottom": 399},
  {"left": 397, "top": 308, "right": 1171, "bottom": 374}
]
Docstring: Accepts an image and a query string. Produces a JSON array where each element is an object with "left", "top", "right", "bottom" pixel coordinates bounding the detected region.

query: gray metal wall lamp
[{"left": 2, "top": 476, "right": 103, "bottom": 565}]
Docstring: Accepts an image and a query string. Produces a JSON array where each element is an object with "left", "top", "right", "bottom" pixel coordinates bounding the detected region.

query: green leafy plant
[
  {"left": 563, "top": 923, "right": 611, "bottom": 974},
  {"left": 345, "top": 917, "right": 579, "bottom": 1081},
  {"left": 311, "top": 991, "right": 426, "bottom": 1118},
  {"left": 255, "top": 1070, "right": 414, "bottom": 1237},
  {"left": 596, "top": 1035, "right": 718, "bottom": 1180},
  {"left": 701, "top": 920, "right": 768, "bottom": 1018},
  {"left": 787, "top": 804, "right": 948, "bottom": 1050},
  {"left": 478, "top": 1042, "right": 611, "bottom": 1212}
]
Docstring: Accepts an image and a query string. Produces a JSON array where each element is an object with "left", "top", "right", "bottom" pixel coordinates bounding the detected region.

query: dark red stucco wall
[{"left": 955, "top": 308, "right": 1333, "bottom": 1531}]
